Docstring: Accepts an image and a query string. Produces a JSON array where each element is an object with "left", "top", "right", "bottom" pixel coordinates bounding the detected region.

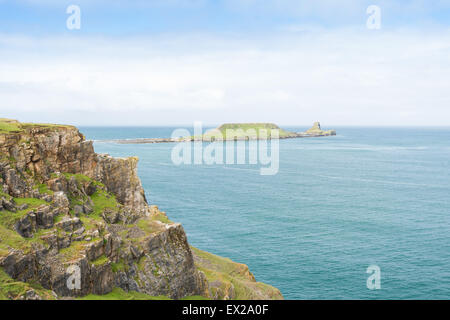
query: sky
[{"left": 1, "top": 0, "right": 450, "bottom": 126}]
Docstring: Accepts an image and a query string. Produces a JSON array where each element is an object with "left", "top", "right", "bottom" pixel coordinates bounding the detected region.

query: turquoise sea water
[{"left": 80, "top": 126, "right": 450, "bottom": 299}]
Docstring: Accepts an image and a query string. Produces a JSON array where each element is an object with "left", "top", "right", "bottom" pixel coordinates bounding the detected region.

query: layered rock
[{"left": 0, "top": 123, "right": 148, "bottom": 215}]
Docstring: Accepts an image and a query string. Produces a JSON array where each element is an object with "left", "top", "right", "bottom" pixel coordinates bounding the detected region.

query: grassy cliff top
[
  {"left": 0, "top": 118, "right": 74, "bottom": 134},
  {"left": 0, "top": 119, "right": 21, "bottom": 133},
  {"left": 192, "top": 247, "right": 283, "bottom": 300}
]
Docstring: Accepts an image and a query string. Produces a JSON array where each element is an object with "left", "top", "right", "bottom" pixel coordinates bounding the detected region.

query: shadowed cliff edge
[{"left": 0, "top": 118, "right": 283, "bottom": 300}]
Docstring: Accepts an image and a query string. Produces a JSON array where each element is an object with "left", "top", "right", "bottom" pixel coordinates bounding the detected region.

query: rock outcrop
[
  {"left": 299, "top": 121, "right": 336, "bottom": 137},
  {"left": 0, "top": 123, "right": 148, "bottom": 215},
  {"left": 0, "top": 119, "right": 282, "bottom": 300}
]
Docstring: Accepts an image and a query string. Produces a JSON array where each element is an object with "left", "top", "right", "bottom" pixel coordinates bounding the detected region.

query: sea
[{"left": 79, "top": 126, "right": 450, "bottom": 299}]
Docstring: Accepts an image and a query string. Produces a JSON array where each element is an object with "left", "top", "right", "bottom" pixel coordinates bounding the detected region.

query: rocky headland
[{"left": 0, "top": 118, "right": 283, "bottom": 300}]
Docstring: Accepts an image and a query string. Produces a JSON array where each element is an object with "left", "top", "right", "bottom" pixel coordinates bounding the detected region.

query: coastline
[
  {"left": 0, "top": 118, "right": 283, "bottom": 300},
  {"left": 100, "top": 122, "right": 336, "bottom": 144}
]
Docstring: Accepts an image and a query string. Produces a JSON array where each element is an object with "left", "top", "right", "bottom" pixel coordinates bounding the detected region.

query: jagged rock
[
  {"left": 73, "top": 226, "right": 85, "bottom": 236},
  {"left": 57, "top": 234, "right": 71, "bottom": 249},
  {"left": 35, "top": 205, "right": 54, "bottom": 229},
  {"left": 42, "top": 195, "right": 53, "bottom": 202},
  {"left": 104, "top": 234, "right": 121, "bottom": 259},
  {"left": 82, "top": 204, "right": 93, "bottom": 214},
  {"left": 130, "top": 245, "right": 143, "bottom": 259},
  {"left": 18, "top": 203, "right": 29, "bottom": 211},
  {"left": 47, "top": 176, "right": 68, "bottom": 193},
  {"left": 85, "top": 240, "right": 104, "bottom": 261},
  {"left": 73, "top": 205, "right": 84, "bottom": 216},
  {"left": 55, "top": 217, "right": 82, "bottom": 233},
  {"left": 85, "top": 182, "right": 97, "bottom": 196},
  {"left": 25, "top": 289, "right": 42, "bottom": 300},
  {"left": 90, "top": 262, "right": 114, "bottom": 295},
  {"left": 102, "top": 208, "right": 120, "bottom": 224},
  {"left": 40, "top": 231, "right": 58, "bottom": 249},
  {"left": 0, "top": 250, "right": 36, "bottom": 282},
  {"left": 1, "top": 197, "right": 16, "bottom": 212},
  {"left": 302, "top": 121, "right": 337, "bottom": 137},
  {"left": 68, "top": 176, "right": 84, "bottom": 198},
  {"left": 4, "top": 168, "right": 28, "bottom": 197},
  {"left": 53, "top": 191, "right": 69, "bottom": 208},
  {"left": 209, "top": 280, "right": 235, "bottom": 300},
  {"left": 94, "top": 155, "right": 149, "bottom": 215},
  {"left": 120, "top": 223, "right": 209, "bottom": 299},
  {"left": 15, "top": 212, "right": 36, "bottom": 238}
]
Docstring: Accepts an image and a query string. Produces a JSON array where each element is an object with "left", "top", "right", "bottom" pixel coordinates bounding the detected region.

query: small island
[
  {"left": 111, "top": 122, "right": 336, "bottom": 144},
  {"left": 296, "top": 122, "right": 336, "bottom": 137},
  {"left": 200, "top": 121, "right": 336, "bottom": 141}
]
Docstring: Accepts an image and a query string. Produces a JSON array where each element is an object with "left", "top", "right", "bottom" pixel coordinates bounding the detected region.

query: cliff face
[
  {"left": 0, "top": 120, "right": 282, "bottom": 300},
  {"left": 0, "top": 123, "right": 148, "bottom": 215}
]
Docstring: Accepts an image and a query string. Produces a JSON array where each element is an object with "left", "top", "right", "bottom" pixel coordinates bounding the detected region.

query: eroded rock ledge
[{"left": 0, "top": 119, "right": 282, "bottom": 300}]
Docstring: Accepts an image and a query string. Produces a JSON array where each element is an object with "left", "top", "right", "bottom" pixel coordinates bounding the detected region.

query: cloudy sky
[{"left": 1, "top": 0, "right": 450, "bottom": 126}]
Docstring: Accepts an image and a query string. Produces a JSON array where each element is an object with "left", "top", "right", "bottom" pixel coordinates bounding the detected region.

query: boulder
[
  {"left": 15, "top": 212, "right": 36, "bottom": 238},
  {"left": 35, "top": 205, "right": 54, "bottom": 229}
]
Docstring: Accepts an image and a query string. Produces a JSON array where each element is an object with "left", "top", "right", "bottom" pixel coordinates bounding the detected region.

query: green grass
[
  {"left": 192, "top": 247, "right": 248, "bottom": 278},
  {"left": 63, "top": 173, "right": 99, "bottom": 186},
  {"left": 0, "top": 267, "right": 55, "bottom": 300},
  {"left": 0, "top": 224, "right": 31, "bottom": 256},
  {"left": 19, "top": 122, "right": 74, "bottom": 131},
  {"left": 111, "top": 260, "right": 127, "bottom": 273},
  {"left": 0, "top": 197, "right": 47, "bottom": 229},
  {"left": 91, "top": 255, "right": 110, "bottom": 267},
  {"left": 136, "top": 218, "right": 164, "bottom": 235},
  {"left": 90, "top": 189, "right": 119, "bottom": 219},
  {"left": 0, "top": 118, "right": 73, "bottom": 135},
  {"left": 60, "top": 173, "right": 115, "bottom": 220},
  {"left": 150, "top": 212, "right": 172, "bottom": 224},
  {"left": 0, "top": 224, "right": 52, "bottom": 258},
  {"left": 58, "top": 240, "right": 91, "bottom": 264},
  {"left": 35, "top": 183, "right": 54, "bottom": 195},
  {"left": 0, "top": 191, "right": 12, "bottom": 200},
  {"left": 78, "top": 216, "right": 100, "bottom": 231},
  {"left": 192, "top": 247, "right": 283, "bottom": 300},
  {"left": 14, "top": 197, "right": 47, "bottom": 207},
  {"left": 77, "top": 287, "right": 171, "bottom": 300},
  {"left": 0, "top": 197, "right": 53, "bottom": 255},
  {"left": 181, "top": 295, "right": 210, "bottom": 300},
  {"left": 0, "top": 119, "right": 21, "bottom": 134}
]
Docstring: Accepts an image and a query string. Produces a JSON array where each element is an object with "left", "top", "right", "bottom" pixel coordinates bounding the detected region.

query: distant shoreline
[{"left": 99, "top": 122, "right": 336, "bottom": 144}]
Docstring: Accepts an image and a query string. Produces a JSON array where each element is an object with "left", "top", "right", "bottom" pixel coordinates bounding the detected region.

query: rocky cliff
[{"left": 0, "top": 119, "right": 282, "bottom": 300}]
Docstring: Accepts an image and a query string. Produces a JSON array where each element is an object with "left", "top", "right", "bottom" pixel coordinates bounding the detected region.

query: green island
[
  {"left": 199, "top": 122, "right": 336, "bottom": 141},
  {"left": 109, "top": 122, "right": 336, "bottom": 144}
]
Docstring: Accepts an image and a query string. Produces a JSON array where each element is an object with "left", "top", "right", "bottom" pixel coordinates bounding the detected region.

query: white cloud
[{"left": 1, "top": 28, "right": 450, "bottom": 126}]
